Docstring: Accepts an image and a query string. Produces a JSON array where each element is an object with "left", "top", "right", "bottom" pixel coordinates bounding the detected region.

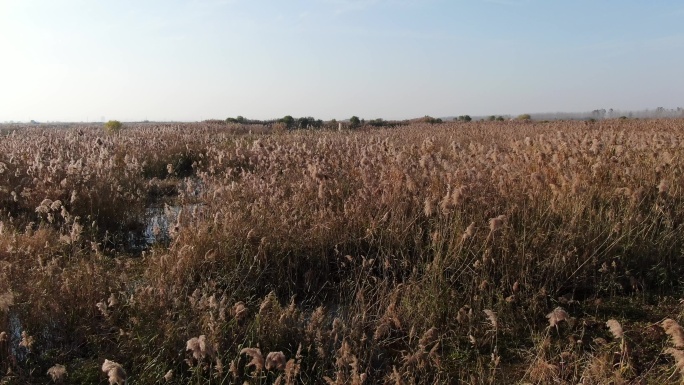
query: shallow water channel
[{"left": 127, "top": 203, "right": 204, "bottom": 252}]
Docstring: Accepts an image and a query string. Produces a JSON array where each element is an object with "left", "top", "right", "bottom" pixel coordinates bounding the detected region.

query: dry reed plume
[{"left": 102, "top": 359, "right": 126, "bottom": 385}]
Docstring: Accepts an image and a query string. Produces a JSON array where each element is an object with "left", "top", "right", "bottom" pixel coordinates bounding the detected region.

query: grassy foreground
[{"left": 2, "top": 119, "right": 684, "bottom": 384}]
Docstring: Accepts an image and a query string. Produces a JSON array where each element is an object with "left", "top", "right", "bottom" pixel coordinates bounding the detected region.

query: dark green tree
[
  {"left": 281, "top": 115, "right": 295, "bottom": 129},
  {"left": 369, "top": 118, "right": 384, "bottom": 127},
  {"left": 349, "top": 116, "right": 361, "bottom": 128}
]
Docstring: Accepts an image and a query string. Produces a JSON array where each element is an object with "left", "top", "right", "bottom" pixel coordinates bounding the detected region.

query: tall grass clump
[{"left": 2, "top": 118, "right": 684, "bottom": 382}]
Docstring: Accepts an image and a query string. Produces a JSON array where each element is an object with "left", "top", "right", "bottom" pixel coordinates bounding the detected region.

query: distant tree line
[
  {"left": 224, "top": 115, "right": 324, "bottom": 129},
  {"left": 219, "top": 107, "right": 684, "bottom": 129},
  {"left": 531, "top": 107, "right": 684, "bottom": 121},
  {"left": 487, "top": 115, "right": 506, "bottom": 121},
  {"left": 219, "top": 113, "right": 519, "bottom": 129},
  {"left": 220, "top": 115, "right": 414, "bottom": 130}
]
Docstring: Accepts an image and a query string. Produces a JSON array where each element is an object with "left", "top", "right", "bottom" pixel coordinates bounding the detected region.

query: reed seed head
[
  {"left": 102, "top": 359, "right": 126, "bottom": 385},
  {"left": 241, "top": 347, "right": 265, "bottom": 372},
  {"left": 489, "top": 215, "right": 506, "bottom": 232},
  {"left": 47, "top": 364, "right": 67, "bottom": 383},
  {"left": 663, "top": 319, "right": 684, "bottom": 348},
  {"left": 484, "top": 309, "right": 498, "bottom": 330},
  {"left": 546, "top": 307, "right": 569, "bottom": 328},
  {"left": 606, "top": 319, "right": 623, "bottom": 339},
  {"left": 266, "top": 351, "right": 287, "bottom": 371},
  {"left": 0, "top": 291, "right": 14, "bottom": 312}
]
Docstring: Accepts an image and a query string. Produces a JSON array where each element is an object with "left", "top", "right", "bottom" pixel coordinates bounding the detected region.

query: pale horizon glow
[{"left": 1, "top": 0, "right": 683, "bottom": 122}]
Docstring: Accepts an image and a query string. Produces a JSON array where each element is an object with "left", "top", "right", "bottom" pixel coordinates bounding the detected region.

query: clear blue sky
[{"left": 1, "top": 0, "right": 683, "bottom": 122}]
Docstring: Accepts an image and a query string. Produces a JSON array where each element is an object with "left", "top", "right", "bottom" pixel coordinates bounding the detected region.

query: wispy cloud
[
  {"left": 321, "top": 0, "right": 429, "bottom": 15},
  {"left": 620, "top": 34, "right": 684, "bottom": 53},
  {"left": 482, "top": 0, "right": 530, "bottom": 6},
  {"left": 662, "top": 6, "right": 684, "bottom": 17},
  {"left": 579, "top": 34, "right": 684, "bottom": 59},
  {"left": 640, "top": 34, "right": 684, "bottom": 50},
  {"left": 322, "top": 0, "right": 383, "bottom": 14},
  {"left": 190, "top": 0, "right": 239, "bottom": 9}
]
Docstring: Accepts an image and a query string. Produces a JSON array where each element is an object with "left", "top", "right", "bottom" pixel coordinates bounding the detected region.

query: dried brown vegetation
[{"left": 2, "top": 119, "right": 684, "bottom": 383}]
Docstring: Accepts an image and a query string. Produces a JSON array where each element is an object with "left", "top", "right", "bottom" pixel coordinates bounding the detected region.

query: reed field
[{"left": 3, "top": 118, "right": 684, "bottom": 384}]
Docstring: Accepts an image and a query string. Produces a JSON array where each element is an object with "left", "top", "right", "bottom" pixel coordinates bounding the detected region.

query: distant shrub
[
  {"left": 296, "top": 116, "right": 323, "bottom": 129},
  {"left": 104, "top": 120, "right": 123, "bottom": 134},
  {"left": 369, "top": 118, "right": 385, "bottom": 127},
  {"left": 517, "top": 114, "right": 532, "bottom": 121},
  {"left": 422, "top": 116, "right": 443, "bottom": 124},
  {"left": 280, "top": 115, "right": 295, "bottom": 129}
]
